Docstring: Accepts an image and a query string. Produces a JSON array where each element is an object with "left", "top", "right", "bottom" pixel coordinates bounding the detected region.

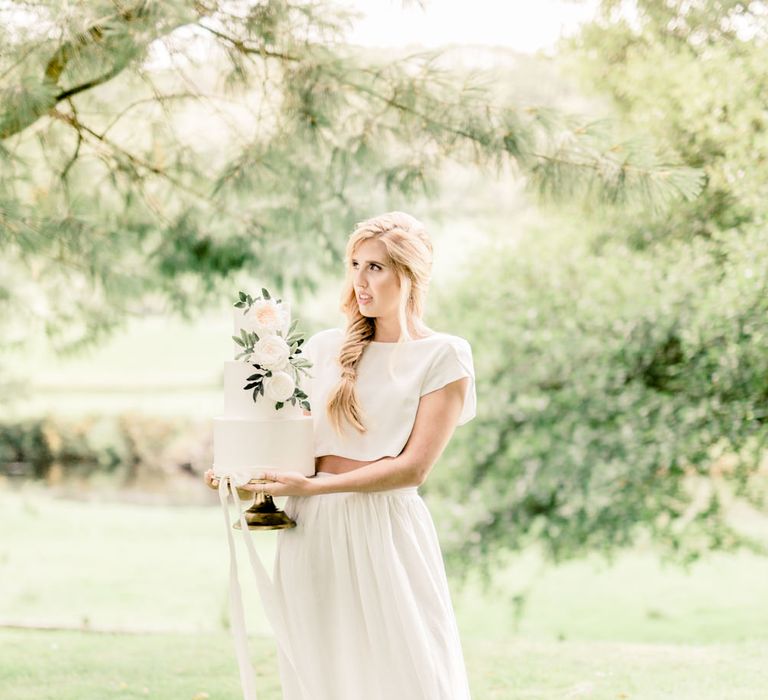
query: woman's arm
[{"left": 310, "top": 376, "right": 469, "bottom": 495}]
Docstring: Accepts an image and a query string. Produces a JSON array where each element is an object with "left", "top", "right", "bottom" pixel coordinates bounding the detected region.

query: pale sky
[
  {"left": 136, "top": 0, "right": 600, "bottom": 70},
  {"left": 344, "top": 0, "right": 600, "bottom": 53}
]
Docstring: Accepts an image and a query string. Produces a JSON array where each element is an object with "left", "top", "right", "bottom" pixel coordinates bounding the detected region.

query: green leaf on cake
[
  {"left": 275, "top": 401, "right": 284, "bottom": 409},
  {"left": 238, "top": 291, "right": 247, "bottom": 302},
  {"left": 234, "top": 301, "right": 246, "bottom": 308},
  {"left": 261, "top": 287, "right": 271, "bottom": 300},
  {"left": 232, "top": 335, "right": 245, "bottom": 347}
]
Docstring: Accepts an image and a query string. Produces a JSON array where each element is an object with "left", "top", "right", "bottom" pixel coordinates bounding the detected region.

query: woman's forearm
[{"left": 310, "top": 454, "right": 421, "bottom": 494}]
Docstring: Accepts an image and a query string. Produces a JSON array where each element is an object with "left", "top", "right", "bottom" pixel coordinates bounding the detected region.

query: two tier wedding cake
[{"left": 213, "top": 288, "right": 315, "bottom": 486}]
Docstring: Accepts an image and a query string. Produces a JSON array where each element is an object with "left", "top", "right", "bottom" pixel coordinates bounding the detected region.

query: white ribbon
[{"left": 217, "top": 477, "right": 311, "bottom": 700}]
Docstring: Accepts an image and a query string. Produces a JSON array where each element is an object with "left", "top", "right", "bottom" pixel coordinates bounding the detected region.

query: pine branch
[
  {"left": 0, "top": 42, "right": 38, "bottom": 82},
  {"left": 48, "top": 108, "right": 208, "bottom": 201},
  {"left": 55, "top": 64, "right": 126, "bottom": 102},
  {"left": 197, "top": 22, "right": 301, "bottom": 63},
  {"left": 59, "top": 113, "right": 82, "bottom": 184},
  {"left": 99, "top": 91, "right": 200, "bottom": 137},
  {"left": 338, "top": 76, "right": 703, "bottom": 206},
  {"left": 0, "top": 1, "right": 208, "bottom": 140},
  {"left": 210, "top": 35, "right": 702, "bottom": 206}
]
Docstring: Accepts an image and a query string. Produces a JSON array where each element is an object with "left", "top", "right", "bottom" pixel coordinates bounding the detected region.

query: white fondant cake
[{"left": 213, "top": 293, "right": 315, "bottom": 486}]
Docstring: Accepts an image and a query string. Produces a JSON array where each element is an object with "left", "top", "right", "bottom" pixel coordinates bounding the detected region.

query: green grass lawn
[
  {"left": 1, "top": 628, "right": 766, "bottom": 700},
  {"left": 1, "top": 483, "right": 767, "bottom": 699}
]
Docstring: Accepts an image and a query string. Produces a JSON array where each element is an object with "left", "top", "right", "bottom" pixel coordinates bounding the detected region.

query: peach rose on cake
[{"left": 242, "top": 298, "right": 289, "bottom": 335}]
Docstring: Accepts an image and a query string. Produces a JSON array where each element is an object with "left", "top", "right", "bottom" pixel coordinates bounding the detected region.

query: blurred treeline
[{"left": 1, "top": 1, "right": 766, "bottom": 578}]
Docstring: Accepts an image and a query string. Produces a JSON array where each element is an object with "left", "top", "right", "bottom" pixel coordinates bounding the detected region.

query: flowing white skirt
[{"left": 272, "top": 472, "right": 472, "bottom": 700}]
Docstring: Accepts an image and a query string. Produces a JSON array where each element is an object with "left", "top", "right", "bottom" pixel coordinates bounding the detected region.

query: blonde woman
[{"left": 205, "top": 211, "right": 476, "bottom": 699}]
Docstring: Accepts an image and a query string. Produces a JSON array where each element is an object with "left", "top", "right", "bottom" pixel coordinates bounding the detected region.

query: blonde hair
[{"left": 325, "top": 211, "right": 434, "bottom": 437}]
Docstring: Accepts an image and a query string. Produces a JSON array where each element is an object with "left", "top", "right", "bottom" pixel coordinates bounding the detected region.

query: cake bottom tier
[{"left": 213, "top": 415, "right": 315, "bottom": 483}]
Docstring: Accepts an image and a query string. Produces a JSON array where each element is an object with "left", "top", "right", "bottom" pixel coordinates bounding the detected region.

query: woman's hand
[
  {"left": 239, "top": 470, "right": 315, "bottom": 497},
  {"left": 203, "top": 468, "right": 247, "bottom": 498},
  {"left": 203, "top": 468, "right": 219, "bottom": 490}
]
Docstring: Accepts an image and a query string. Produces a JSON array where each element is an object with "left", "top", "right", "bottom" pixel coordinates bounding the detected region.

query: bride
[{"left": 205, "top": 211, "right": 477, "bottom": 699}]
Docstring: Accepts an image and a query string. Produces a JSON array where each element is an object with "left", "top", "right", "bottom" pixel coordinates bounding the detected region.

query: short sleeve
[{"left": 420, "top": 338, "right": 477, "bottom": 426}]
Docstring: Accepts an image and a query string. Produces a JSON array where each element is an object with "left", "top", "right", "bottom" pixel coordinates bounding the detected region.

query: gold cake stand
[{"left": 212, "top": 476, "right": 297, "bottom": 531}]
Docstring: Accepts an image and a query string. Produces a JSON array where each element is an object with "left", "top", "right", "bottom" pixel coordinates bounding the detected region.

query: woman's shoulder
[
  {"left": 429, "top": 331, "right": 472, "bottom": 351},
  {"left": 308, "top": 327, "right": 470, "bottom": 349},
  {"left": 406, "top": 332, "right": 473, "bottom": 370}
]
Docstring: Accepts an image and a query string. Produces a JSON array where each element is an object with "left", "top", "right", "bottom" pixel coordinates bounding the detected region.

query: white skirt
[{"left": 272, "top": 472, "right": 472, "bottom": 700}]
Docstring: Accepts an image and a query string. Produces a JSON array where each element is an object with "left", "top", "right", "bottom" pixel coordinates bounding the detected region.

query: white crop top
[{"left": 301, "top": 327, "right": 476, "bottom": 461}]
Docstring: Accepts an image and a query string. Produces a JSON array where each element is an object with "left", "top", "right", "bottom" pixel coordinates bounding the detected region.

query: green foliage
[
  {"left": 413, "top": 0, "right": 768, "bottom": 577},
  {"left": 0, "top": 419, "right": 53, "bottom": 479},
  {"left": 427, "top": 219, "right": 768, "bottom": 578},
  {"left": 0, "top": 0, "right": 700, "bottom": 362},
  {"left": 563, "top": 0, "right": 768, "bottom": 248}
]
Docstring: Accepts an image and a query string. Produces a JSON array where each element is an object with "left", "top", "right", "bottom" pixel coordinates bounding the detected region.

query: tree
[
  {"left": 0, "top": 0, "right": 701, "bottom": 358},
  {"left": 564, "top": 0, "right": 768, "bottom": 248},
  {"left": 424, "top": 0, "right": 768, "bottom": 583}
]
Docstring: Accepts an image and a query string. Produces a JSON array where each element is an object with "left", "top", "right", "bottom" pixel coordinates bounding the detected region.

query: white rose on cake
[
  {"left": 250, "top": 334, "right": 291, "bottom": 371},
  {"left": 242, "top": 298, "right": 289, "bottom": 335},
  {"left": 263, "top": 371, "right": 296, "bottom": 402}
]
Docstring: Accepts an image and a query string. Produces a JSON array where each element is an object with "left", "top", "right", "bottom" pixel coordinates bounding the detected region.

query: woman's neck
[{"left": 371, "top": 323, "right": 431, "bottom": 342}]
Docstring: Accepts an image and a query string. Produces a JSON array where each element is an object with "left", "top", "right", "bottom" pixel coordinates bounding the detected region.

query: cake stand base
[{"left": 213, "top": 477, "right": 297, "bottom": 530}]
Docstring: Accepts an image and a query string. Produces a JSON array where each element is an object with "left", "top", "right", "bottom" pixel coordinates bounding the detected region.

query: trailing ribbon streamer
[{"left": 217, "top": 477, "right": 311, "bottom": 700}]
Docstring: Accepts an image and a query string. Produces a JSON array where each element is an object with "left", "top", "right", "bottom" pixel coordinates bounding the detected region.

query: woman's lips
[{"left": 358, "top": 295, "right": 372, "bottom": 305}]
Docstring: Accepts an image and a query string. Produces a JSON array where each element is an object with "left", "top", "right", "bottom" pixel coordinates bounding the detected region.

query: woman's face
[{"left": 350, "top": 238, "right": 400, "bottom": 320}]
